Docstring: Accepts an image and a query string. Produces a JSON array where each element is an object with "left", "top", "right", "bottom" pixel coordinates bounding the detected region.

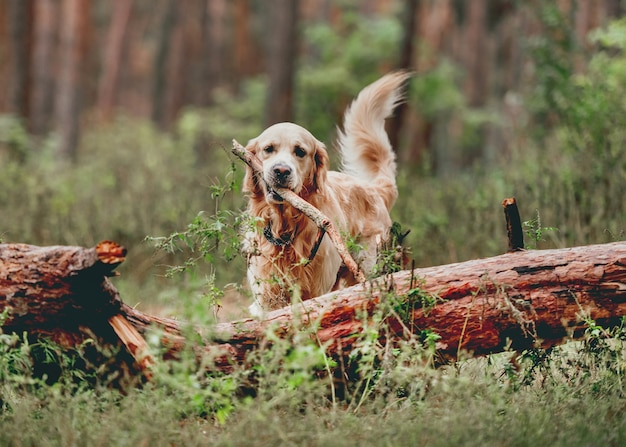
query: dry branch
[
  {"left": 231, "top": 138, "right": 366, "bottom": 282},
  {"left": 3, "top": 241, "right": 626, "bottom": 376}
]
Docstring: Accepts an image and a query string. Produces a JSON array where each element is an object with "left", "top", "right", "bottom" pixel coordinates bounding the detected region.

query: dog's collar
[
  {"left": 263, "top": 223, "right": 293, "bottom": 247},
  {"left": 262, "top": 222, "right": 327, "bottom": 261}
]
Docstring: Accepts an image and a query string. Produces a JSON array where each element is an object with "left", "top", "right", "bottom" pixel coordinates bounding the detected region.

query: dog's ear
[
  {"left": 242, "top": 138, "right": 262, "bottom": 195},
  {"left": 313, "top": 140, "right": 329, "bottom": 193}
]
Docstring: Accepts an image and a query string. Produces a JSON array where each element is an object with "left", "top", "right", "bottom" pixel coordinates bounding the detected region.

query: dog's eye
[
  {"left": 294, "top": 146, "right": 306, "bottom": 158},
  {"left": 264, "top": 145, "right": 274, "bottom": 154}
]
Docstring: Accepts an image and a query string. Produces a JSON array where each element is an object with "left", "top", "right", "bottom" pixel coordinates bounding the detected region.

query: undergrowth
[{"left": 0, "top": 295, "right": 625, "bottom": 446}]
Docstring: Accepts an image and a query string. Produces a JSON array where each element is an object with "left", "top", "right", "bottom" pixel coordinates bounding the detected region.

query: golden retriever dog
[{"left": 242, "top": 72, "right": 411, "bottom": 316}]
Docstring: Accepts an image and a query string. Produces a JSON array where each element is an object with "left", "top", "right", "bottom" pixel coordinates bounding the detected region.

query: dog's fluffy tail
[{"left": 337, "top": 71, "right": 411, "bottom": 185}]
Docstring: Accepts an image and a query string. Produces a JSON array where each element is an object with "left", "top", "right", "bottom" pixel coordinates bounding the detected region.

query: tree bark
[
  {"left": 162, "top": 4, "right": 187, "bottom": 130},
  {"left": 462, "top": 0, "right": 488, "bottom": 108},
  {"left": 30, "top": 0, "right": 57, "bottom": 136},
  {"left": 97, "top": 0, "right": 133, "bottom": 123},
  {"left": 388, "top": 0, "right": 418, "bottom": 151},
  {"left": 2, "top": 241, "right": 626, "bottom": 376},
  {"left": 232, "top": 0, "right": 263, "bottom": 93},
  {"left": 7, "top": 0, "right": 33, "bottom": 121},
  {"left": 264, "top": 0, "right": 299, "bottom": 126},
  {"left": 198, "top": 0, "right": 227, "bottom": 107},
  {"left": 150, "top": 0, "right": 177, "bottom": 129},
  {"left": 54, "top": 0, "right": 89, "bottom": 161}
]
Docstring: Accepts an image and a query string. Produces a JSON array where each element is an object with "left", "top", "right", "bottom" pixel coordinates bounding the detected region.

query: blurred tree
[
  {"left": 463, "top": 0, "right": 487, "bottom": 108},
  {"left": 151, "top": 0, "right": 177, "bottom": 129},
  {"left": 388, "top": 0, "right": 418, "bottom": 152},
  {"left": 54, "top": 0, "right": 89, "bottom": 160},
  {"left": 7, "top": 0, "right": 32, "bottom": 122},
  {"left": 30, "top": 0, "right": 57, "bottom": 137},
  {"left": 455, "top": 0, "right": 488, "bottom": 171},
  {"left": 198, "top": 0, "right": 227, "bottom": 106},
  {"left": 360, "top": 0, "right": 394, "bottom": 15},
  {"left": 233, "top": 0, "right": 263, "bottom": 92},
  {"left": 163, "top": 2, "right": 186, "bottom": 128},
  {"left": 607, "top": 0, "right": 624, "bottom": 16},
  {"left": 399, "top": 0, "right": 451, "bottom": 167},
  {"left": 264, "top": 0, "right": 299, "bottom": 125},
  {"left": 97, "top": 0, "right": 133, "bottom": 123}
]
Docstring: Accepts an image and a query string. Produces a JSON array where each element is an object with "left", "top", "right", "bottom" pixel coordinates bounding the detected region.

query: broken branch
[{"left": 502, "top": 197, "right": 524, "bottom": 252}]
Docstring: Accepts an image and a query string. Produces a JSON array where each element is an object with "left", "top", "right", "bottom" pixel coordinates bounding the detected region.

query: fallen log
[
  {"left": 0, "top": 241, "right": 153, "bottom": 375},
  {"left": 2, "top": 241, "right": 626, "bottom": 375}
]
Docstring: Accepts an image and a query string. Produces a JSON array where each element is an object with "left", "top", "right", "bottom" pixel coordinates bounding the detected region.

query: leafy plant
[{"left": 523, "top": 210, "right": 558, "bottom": 248}]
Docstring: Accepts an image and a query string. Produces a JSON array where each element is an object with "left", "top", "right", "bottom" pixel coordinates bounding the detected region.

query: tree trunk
[
  {"left": 7, "top": 0, "right": 33, "bottom": 121},
  {"left": 202, "top": 241, "right": 626, "bottom": 366},
  {"left": 2, "top": 241, "right": 626, "bottom": 376},
  {"left": 264, "top": 0, "right": 299, "bottom": 126},
  {"left": 162, "top": 5, "right": 187, "bottom": 129},
  {"left": 97, "top": 0, "right": 133, "bottom": 123},
  {"left": 198, "top": 0, "right": 227, "bottom": 107},
  {"left": 232, "top": 0, "right": 263, "bottom": 93},
  {"left": 463, "top": 0, "right": 487, "bottom": 108},
  {"left": 54, "top": 0, "right": 89, "bottom": 161},
  {"left": 150, "top": 0, "right": 177, "bottom": 129},
  {"left": 30, "top": 0, "right": 57, "bottom": 136},
  {"left": 387, "top": 0, "right": 418, "bottom": 151}
]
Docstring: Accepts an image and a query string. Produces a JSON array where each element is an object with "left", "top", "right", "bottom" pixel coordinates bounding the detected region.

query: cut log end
[{"left": 96, "top": 240, "right": 127, "bottom": 265}]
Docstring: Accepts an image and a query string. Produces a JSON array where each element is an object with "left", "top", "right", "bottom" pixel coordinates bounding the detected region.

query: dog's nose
[{"left": 272, "top": 164, "right": 292, "bottom": 183}]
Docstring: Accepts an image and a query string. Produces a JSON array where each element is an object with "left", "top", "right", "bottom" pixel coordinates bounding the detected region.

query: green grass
[{"left": 0, "top": 337, "right": 624, "bottom": 446}]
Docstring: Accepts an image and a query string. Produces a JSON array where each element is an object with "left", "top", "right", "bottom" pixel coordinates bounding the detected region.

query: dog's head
[{"left": 243, "top": 123, "right": 329, "bottom": 204}]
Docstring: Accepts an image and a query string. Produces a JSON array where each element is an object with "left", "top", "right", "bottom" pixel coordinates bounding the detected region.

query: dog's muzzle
[
  {"left": 265, "top": 163, "right": 295, "bottom": 202},
  {"left": 270, "top": 163, "right": 292, "bottom": 187}
]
